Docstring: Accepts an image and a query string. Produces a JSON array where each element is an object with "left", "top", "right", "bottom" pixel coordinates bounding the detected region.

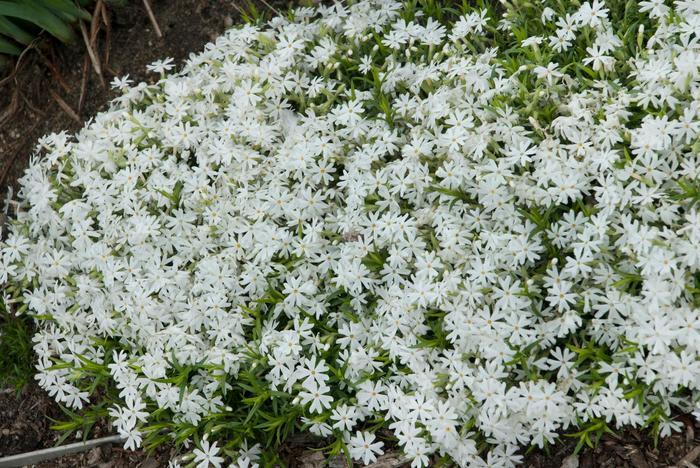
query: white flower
[
  {"left": 298, "top": 380, "right": 333, "bottom": 414},
  {"left": 348, "top": 431, "right": 384, "bottom": 465},
  {"left": 533, "top": 62, "right": 563, "bottom": 85},
  {"left": 147, "top": 57, "right": 176, "bottom": 74},
  {"left": 193, "top": 438, "right": 225, "bottom": 468},
  {"left": 521, "top": 36, "right": 543, "bottom": 48},
  {"left": 110, "top": 75, "right": 133, "bottom": 90},
  {"left": 331, "top": 403, "right": 359, "bottom": 431},
  {"left": 294, "top": 357, "right": 330, "bottom": 388}
]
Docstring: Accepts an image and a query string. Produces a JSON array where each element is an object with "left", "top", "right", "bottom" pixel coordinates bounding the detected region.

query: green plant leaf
[
  {"left": 0, "top": 15, "right": 33, "bottom": 44},
  {"left": 39, "top": 0, "right": 92, "bottom": 21},
  {"left": 0, "top": 34, "right": 21, "bottom": 54},
  {"left": 0, "top": 1, "right": 75, "bottom": 43}
]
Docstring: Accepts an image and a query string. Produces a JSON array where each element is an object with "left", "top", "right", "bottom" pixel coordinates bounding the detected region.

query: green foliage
[
  {"left": 234, "top": 0, "right": 272, "bottom": 25},
  {"left": 4, "top": 0, "right": 700, "bottom": 465},
  {"left": 0, "top": 0, "right": 91, "bottom": 57},
  {"left": 0, "top": 295, "right": 34, "bottom": 390}
]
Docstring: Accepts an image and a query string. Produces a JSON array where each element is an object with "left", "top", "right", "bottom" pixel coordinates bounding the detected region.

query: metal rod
[{"left": 0, "top": 435, "right": 124, "bottom": 468}]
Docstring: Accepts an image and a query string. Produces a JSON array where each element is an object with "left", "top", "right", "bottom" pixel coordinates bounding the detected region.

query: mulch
[
  {"left": 526, "top": 415, "right": 700, "bottom": 468},
  {"left": 1, "top": 1, "right": 700, "bottom": 467}
]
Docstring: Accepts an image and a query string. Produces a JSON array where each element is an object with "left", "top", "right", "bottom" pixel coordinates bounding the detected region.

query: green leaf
[
  {"left": 0, "top": 2, "right": 76, "bottom": 43},
  {"left": 0, "top": 15, "right": 33, "bottom": 44},
  {"left": 0, "top": 34, "right": 20, "bottom": 54},
  {"left": 39, "top": 0, "right": 92, "bottom": 21}
]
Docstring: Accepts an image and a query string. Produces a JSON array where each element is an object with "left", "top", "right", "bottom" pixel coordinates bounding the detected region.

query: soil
[
  {"left": 1, "top": 1, "right": 700, "bottom": 467},
  {"left": 0, "top": 385, "right": 64, "bottom": 457},
  {"left": 525, "top": 416, "right": 700, "bottom": 468}
]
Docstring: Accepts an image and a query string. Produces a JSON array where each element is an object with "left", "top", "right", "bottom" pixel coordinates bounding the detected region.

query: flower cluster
[{"left": 2, "top": 0, "right": 700, "bottom": 466}]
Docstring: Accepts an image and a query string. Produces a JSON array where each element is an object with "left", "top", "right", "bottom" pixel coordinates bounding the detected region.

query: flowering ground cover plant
[{"left": 2, "top": 0, "right": 700, "bottom": 466}]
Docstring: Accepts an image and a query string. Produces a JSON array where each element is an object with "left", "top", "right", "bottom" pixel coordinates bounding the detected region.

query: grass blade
[
  {"left": 0, "top": 35, "right": 21, "bottom": 54},
  {"left": 39, "top": 0, "right": 93, "bottom": 21},
  {"left": 0, "top": 15, "right": 34, "bottom": 44},
  {"left": 0, "top": 2, "right": 75, "bottom": 43}
]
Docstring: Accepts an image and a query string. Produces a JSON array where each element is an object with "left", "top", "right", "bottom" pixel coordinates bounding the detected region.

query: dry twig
[
  {"left": 79, "top": 20, "right": 103, "bottom": 85},
  {"left": 0, "top": 88, "right": 19, "bottom": 128},
  {"left": 0, "top": 39, "right": 40, "bottom": 89},
  {"left": 49, "top": 89, "right": 81, "bottom": 124},
  {"left": 258, "top": 0, "right": 282, "bottom": 17},
  {"left": 142, "top": 0, "right": 163, "bottom": 38},
  {"left": 78, "top": 55, "right": 90, "bottom": 114},
  {"left": 229, "top": 2, "right": 246, "bottom": 20},
  {"left": 19, "top": 89, "right": 46, "bottom": 117},
  {"left": 100, "top": 1, "right": 112, "bottom": 69},
  {"left": 90, "top": 0, "right": 104, "bottom": 44},
  {"left": 36, "top": 49, "right": 71, "bottom": 93}
]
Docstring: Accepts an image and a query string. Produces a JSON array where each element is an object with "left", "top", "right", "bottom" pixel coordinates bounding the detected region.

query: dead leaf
[
  {"left": 298, "top": 450, "right": 325, "bottom": 468},
  {"left": 679, "top": 446, "right": 700, "bottom": 468},
  {"left": 365, "top": 452, "right": 411, "bottom": 468}
]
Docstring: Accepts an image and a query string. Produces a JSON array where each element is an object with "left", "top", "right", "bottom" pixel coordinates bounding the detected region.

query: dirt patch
[
  {"left": 0, "top": 384, "right": 169, "bottom": 466},
  {"left": 525, "top": 416, "right": 700, "bottom": 468},
  {"left": 0, "top": 384, "right": 336, "bottom": 467},
  {"left": 0, "top": 385, "right": 63, "bottom": 456},
  {"left": 36, "top": 447, "right": 165, "bottom": 468}
]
